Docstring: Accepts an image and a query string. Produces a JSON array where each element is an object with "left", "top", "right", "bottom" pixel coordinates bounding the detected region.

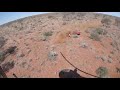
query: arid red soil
[{"left": 0, "top": 12, "right": 120, "bottom": 78}]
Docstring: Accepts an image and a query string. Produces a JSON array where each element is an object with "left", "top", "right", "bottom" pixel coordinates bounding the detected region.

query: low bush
[
  {"left": 94, "top": 28, "right": 107, "bottom": 35},
  {"left": 114, "top": 18, "right": 120, "bottom": 28},
  {"left": 0, "top": 51, "right": 5, "bottom": 63},
  {"left": 90, "top": 32, "right": 100, "bottom": 41},
  {"left": 89, "top": 28, "right": 107, "bottom": 41},
  {"left": 43, "top": 31, "right": 53, "bottom": 37},
  {"left": 2, "top": 61, "right": 15, "bottom": 72},
  {"left": 96, "top": 67, "right": 108, "bottom": 78},
  {"left": 101, "top": 18, "right": 112, "bottom": 26},
  {"left": 0, "top": 37, "right": 6, "bottom": 48},
  {"left": 48, "top": 51, "right": 58, "bottom": 61}
]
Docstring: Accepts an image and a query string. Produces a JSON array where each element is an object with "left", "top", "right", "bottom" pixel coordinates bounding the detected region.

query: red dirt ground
[{"left": 0, "top": 12, "right": 120, "bottom": 78}]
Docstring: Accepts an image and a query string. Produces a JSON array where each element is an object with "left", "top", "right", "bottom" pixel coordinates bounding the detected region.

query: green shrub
[
  {"left": 96, "top": 67, "right": 108, "bottom": 78},
  {"left": 48, "top": 16, "right": 55, "bottom": 19},
  {"left": 94, "top": 28, "right": 107, "bottom": 35},
  {"left": 72, "top": 35, "right": 79, "bottom": 38},
  {"left": 43, "top": 31, "right": 53, "bottom": 37},
  {"left": 41, "top": 31, "right": 53, "bottom": 41},
  {"left": 48, "top": 16, "right": 53, "bottom": 18},
  {"left": 90, "top": 33, "right": 100, "bottom": 41},
  {"left": 101, "top": 18, "right": 112, "bottom": 25},
  {"left": 89, "top": 28, "right": 107, "bottom": 41}
]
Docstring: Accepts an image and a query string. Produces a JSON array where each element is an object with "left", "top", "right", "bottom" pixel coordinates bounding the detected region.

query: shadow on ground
[{"left": 59, "top": 68, "right": 85, "bottom": 78}]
